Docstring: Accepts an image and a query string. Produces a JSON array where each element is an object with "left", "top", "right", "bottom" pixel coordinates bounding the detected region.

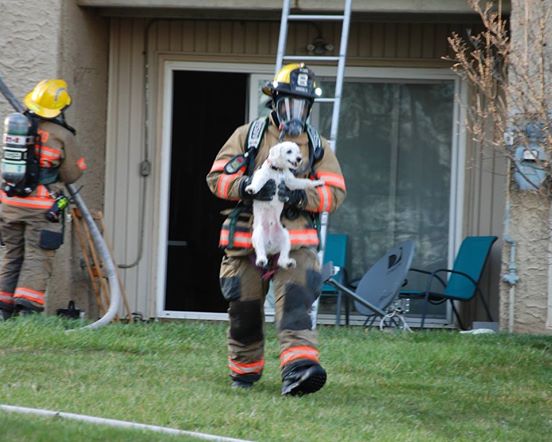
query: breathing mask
[{"left": 275, "top": 95, "right": 312, "bottom": 138}]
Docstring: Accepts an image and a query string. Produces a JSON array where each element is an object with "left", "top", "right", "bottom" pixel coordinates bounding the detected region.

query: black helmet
[{"left": 263, "top": 64, "right": 322, "bottom": 138}]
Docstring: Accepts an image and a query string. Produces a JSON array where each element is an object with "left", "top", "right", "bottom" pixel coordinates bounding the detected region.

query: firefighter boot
[
  {"left": 281, "top": 360, "right": 327, "bottom": 396},
  {"left": 0, "top": 301, "right": 14, "bottom": 320},
  {"left": 1, "top": 308, "right": 13, "bottom": 320},
  {"left": 15, "top": 299, "right": 44, "bottom": 315},
  {"left": 230, "top": 373, "right": 261, "bottom": 390}
]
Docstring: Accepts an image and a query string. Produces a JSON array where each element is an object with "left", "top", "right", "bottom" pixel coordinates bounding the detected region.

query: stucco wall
[
  {"left": 0, "top": 0, "right": 60, "bottom": 116},
  {"left": 0, "top": 0, "right": 109, "bottom": 318},
  {"left": 48, "top": 0, "right": 109, "bottom": 318},
  {"left": 501, "top": 190, "right": 551, "bottom": 333},
  {"left": 499, "top": 0, "right": 552, "bottom": 334}
]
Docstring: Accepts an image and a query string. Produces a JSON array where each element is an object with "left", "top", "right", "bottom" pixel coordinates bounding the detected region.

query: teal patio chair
[
  {"left": 321, "top": 233, "right": 349, "bottom": 325},
  {"left": 399, "top": 236, "right": 498, "bottom": 329}
]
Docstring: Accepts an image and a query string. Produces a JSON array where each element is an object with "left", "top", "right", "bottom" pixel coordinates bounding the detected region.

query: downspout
[{"left": 502, "top": 201, "right": 519, "bottom": 332}]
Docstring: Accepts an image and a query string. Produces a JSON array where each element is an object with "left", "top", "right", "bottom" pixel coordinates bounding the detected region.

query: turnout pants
[
  {"left": 220, "top": 247, "right": 322, "bottom": 381},
  {"left": 0, "top": 206, "right": 59, "bottom": 312}
]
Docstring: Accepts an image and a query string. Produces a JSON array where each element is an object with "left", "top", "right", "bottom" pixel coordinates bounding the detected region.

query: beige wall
[
  {"left": 105, "top": 16, "right": 504, "bottom": 322},
  {"left": 0, "top": 0, "right": 109, "bottom": 317},
  {"left": 0, "top": 0, "right": 60, "bottom": 116},
  {"left": 499, "top": 0, "right": 552, "bottom": 334},
  {"left": 463, "top": 131, "right": 507, "bottom": 325},
  {"left": 50, "top": 0, "right": 109, "bottom": 318}
]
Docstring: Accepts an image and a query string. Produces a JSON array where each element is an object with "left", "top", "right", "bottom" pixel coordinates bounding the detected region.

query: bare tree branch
[{"left": 445, "top": 0, "right": 552, "bottom": 193}]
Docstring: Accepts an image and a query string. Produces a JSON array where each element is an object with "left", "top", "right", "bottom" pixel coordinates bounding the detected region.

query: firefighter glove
[
  {"left": 239, "top": 177, "right": 276, "bottom": 201},
  {"left": 278, "top": 181, "right": 306, "bottom": 208}
]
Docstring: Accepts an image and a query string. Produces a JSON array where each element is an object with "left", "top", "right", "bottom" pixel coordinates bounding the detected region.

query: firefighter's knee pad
[
  {"left": 228, "top": 299, "right": 263, "bottom": 345},
  {"left": 280, "top": 269, "right": 321, "bottom": 331},
  {"left": 220, "top": 256, "right": 243, "bottom": 301},
  {"left": 306, "top": 269, "right": 322, "bottom": 300}
]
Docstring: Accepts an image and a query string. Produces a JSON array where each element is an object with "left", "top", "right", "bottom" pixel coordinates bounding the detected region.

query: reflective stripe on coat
[{"left": 206, "top": 119, "right": 346, "bottom": 253}]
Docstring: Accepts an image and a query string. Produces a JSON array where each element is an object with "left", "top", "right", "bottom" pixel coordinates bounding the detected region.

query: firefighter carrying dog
[
  {"left": 206, "top": 63, "right": 346, "bottom": 395},
  {"left": 0, "top": 79, "right": 86, "bottom": 319}
]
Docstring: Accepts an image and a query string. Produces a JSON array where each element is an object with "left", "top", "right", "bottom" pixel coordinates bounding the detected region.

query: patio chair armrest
[
  {"left": 431, "top": 268, "right": 478, "bottom": 287},
  {"left": 406, "top": 268, "right": 447, "bottom": 290},
  {"left": 408, "top": 267, "right": 432, "bottom": 276}
]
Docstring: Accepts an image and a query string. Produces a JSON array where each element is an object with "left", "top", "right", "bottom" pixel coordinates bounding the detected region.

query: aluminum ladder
[{"left": 274, "top": 0, "right": 353, "bottom": 327}]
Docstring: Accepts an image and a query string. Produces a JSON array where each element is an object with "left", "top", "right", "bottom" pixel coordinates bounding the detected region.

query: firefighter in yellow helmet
[
  {"left": 0, "top": 79, "right": 86, "bottom": 319},
  {"left": 206, "top": 64, "right": 346, "bottom": 395}
]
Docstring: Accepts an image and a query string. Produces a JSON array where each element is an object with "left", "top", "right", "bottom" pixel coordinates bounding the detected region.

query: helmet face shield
[{"left": 275, "top": 95, "right": 312, "bottom": 137}]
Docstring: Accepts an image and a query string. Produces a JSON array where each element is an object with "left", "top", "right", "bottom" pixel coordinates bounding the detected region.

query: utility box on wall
[{"left": 511, "top": 122, "right": 548, "bottom": 191}]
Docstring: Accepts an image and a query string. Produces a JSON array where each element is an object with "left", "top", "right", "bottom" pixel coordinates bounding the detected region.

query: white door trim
[{"left": 156, "top": 61, "right": 273, "bottom": 320}]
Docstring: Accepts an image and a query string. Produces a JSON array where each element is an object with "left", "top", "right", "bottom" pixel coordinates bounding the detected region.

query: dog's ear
[{"left": 268, "top": 143, "right": 282, "bottom": 163}]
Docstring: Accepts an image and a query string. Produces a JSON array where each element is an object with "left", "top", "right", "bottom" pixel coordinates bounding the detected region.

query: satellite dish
[{"left": 354, "top": 240, "right": 416, "bottom": 316}]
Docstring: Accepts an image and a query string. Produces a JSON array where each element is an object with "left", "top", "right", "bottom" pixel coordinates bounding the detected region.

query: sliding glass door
[
  {"left": 250, "top": 69, "right": 462, "bottom": 324},
  {"left": 316, "top": 79, "right": 455, "bottom": 320}
]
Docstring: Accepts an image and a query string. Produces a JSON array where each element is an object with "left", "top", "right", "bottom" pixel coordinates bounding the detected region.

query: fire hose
[{"left": 0, "top": 75, "right": 120, "bottom": 330}]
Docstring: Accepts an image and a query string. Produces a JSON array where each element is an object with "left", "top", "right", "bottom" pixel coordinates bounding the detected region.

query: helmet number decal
[{"left": 297, "top": 73, "right": 309, "bottom": 87}]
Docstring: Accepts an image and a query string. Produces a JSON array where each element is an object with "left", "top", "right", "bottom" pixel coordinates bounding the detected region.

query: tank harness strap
[
  {"left": 245, "top": 116, "right": 269, "bottom": 176},
  {"left": 225, "top": 117, "right": 268, "bottom": 249},
  {"left": 305, "top": 124, "right": 324, "bottom": 241},
  {"left": 227, "top": 205, "right": 243, "bottom": 249},
  {"left": 305, "top": 123, "right": 324, "bottom": 176},
  {"left": 29, "top": 116, "right": 60, "bottom": 186},
  {"left": 28, "top": 115, "right": 42, "bottom": 192}
]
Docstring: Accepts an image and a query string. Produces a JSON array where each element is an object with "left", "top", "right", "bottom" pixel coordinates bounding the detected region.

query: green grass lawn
[{"left": 0, "top": 316, "right": 551, "bottom": 442}]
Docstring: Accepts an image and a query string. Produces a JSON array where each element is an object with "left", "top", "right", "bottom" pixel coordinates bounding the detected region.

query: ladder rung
[
  {"left": 288, "top": 14, "right": 345, "bottom": 21},
  {"left": 315, "top": 98, "right": 337, "bottom": 103},
  {"left": 283, "top": 55, "right": 341, "bottom": 62}
]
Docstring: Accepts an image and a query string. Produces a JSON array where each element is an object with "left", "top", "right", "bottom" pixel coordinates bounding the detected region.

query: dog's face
[{"left": 268, "top": 141, "right": 302, "bottom": 170}]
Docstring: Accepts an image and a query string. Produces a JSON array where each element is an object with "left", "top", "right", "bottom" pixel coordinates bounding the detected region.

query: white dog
[{"left": 245, "top": 141, "right": 324, "bottom": 269}]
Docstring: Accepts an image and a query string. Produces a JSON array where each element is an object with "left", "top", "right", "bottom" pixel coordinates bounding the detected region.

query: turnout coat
[
  {"left": 0, "top": 120, "right": 85, "bottom": 213},
  {"left": 0, "top": 120, "right": 86, "bottom": 311},
  {"left": 207, "top": 117, "right": 347, "bottom": 256}
]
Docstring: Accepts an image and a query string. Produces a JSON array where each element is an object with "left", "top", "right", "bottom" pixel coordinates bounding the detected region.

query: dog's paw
[
  {"left": 311, "top": 180, "right": 325, "bottom": 187},
  {"left": 256, "top": 257, "right": 268, "bottom": 268},
  {"left": 278, "top": 258, "right": 296, "bottom": 269},
  {"left": 245, "top": 185, "right": 256, "bottom": 194}
]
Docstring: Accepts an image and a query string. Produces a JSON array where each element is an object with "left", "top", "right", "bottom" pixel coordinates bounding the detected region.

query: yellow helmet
[
  {"left": 24, "top": 79, "right": 72, "bottom": 119},
  {"left": 262, "top": 63, "right": 321, "bottom": 100}
]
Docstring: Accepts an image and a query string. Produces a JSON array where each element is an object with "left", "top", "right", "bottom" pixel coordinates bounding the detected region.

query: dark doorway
[{"left": 165, "top": 70, "right": 247, "bottom": 312}]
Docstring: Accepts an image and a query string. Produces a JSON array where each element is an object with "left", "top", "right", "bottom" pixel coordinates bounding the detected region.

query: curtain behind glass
[{"left": 318, "top": 80, "right": 454, "bottom": 318}]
